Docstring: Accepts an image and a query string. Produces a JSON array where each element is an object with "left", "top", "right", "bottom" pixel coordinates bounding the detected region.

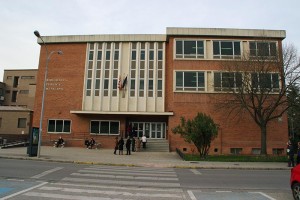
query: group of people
[
  {"left": 287, "top": 139, "right": 300, "bottom": 167},
  {"left": 85, "top": 138, "right": 96, "bottom": 149},
  {"left": 114, "top": 135, "right": 147, "bottom": 155}
]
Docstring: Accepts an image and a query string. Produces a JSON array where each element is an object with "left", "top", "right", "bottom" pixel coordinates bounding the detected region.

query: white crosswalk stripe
[{"left": 20, "top": 165, "right": 187, "bottom": 200}]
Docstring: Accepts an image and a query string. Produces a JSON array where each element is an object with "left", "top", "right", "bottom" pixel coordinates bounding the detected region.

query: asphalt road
[{"left": 0, "top": 158, "right": 294, "bottom": 200}]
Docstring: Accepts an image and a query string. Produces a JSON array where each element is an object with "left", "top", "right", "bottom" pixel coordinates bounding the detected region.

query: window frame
[
  {"left": 175, "top": 39, "right": 205, "bottom": 59},
  {"left": 213, "top": 40, "right": 241, "bottom": 59},
  {"left": 17, "top": 118, "right": 27, "bottom": 128},
  {"left": 174, "top": 71, "right": 206, "bottom": 92},
  {"left": 249, "top": 41, "right": 278, "bottom": 58},
  {"left": 251, "top": 72, "right": 280, "bottom": 92},
  {"left": 214, "top": 72, "right": 243, "bottom": 92},
  {"left": 90, "top": 120, "right": 120, "bottom": 135},
  {"left": 47, "top": 119, "right": 71, "bottom": 133}
]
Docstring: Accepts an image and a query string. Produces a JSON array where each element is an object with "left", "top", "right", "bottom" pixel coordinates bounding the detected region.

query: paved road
[{"left": 0, "top": 159, "right": 294, "bottom": 199}]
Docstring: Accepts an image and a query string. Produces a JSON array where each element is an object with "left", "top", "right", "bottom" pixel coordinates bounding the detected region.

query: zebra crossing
[{"left": 12, "top": 165, "right": 188, "bottom": 200}]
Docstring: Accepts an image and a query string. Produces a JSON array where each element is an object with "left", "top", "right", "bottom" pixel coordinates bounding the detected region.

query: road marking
[
  {"left": 190, "top": 169, "right": 202, "bottom": 175},
  {"left": 216, "top": 191, "right": 232, "bottom": 193},
  {"left": 1, "top": 182, "right": 47, "bottom": 200},
  {"left": 79, "top": 169, "right": 177, "bottom": 177},
  {"left": 71, "top": 172, "right": 178, "bottom": 181},
  {"left": 6, "top": 179, "right": 24, "bottom": 181},
  {"left": 38, "top": 186, "right": 183, "bottom": 198},
  {"left": 249, "top": 192, "right": 277, "bottom": 200},
  {"left": 24, "top": 192, "right": 129, "bottom": 200},
  {"left": 31, "top": 167, "right": 63, "bottom": 179},
  {"left": 187, "top": 190, "right": 197, "bottom": 200}
]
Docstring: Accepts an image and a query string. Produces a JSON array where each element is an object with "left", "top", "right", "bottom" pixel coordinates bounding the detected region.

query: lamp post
[{"left": 34, "top": 30, "right": 63, "bottom": 157}]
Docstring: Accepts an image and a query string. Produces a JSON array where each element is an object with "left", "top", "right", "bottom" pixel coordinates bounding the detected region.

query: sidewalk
[{"left": 0, "top": 146, "right": 291, "bottom": 170}]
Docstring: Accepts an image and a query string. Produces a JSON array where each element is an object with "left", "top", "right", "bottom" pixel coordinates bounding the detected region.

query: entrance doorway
[{"left": 130, "top": 122, "right": 166, "bottom": 139}]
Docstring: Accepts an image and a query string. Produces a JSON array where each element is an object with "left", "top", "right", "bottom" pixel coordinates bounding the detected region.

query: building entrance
[{"left": 130, "top": 122, "right": 166, "bottom": 139}]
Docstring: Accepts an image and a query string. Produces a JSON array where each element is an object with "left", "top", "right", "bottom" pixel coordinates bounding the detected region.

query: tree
[
  {"left": 172, "top": 112, "right": 218, "bottom": 159},
  {"left": 287, "top": 84, "right": 300, "bottom": 139},
  {"left": 217, "top": 43, "right": 300, "bottom": 155}
]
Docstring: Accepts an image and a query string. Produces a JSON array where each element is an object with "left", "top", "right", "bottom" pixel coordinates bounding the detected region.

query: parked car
[{"left": 291, "top": 164, "right": 300, "bottom": 199}]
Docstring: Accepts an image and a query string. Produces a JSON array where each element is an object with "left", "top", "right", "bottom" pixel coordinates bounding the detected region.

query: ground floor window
[
  {"left": 48, "top": 119, "right": 71, "bottom": 133},
  {"left": 90, "top": 120, "right": 119, "bottom": 135},
  {"left": 230, "top": 148, "right": 242, "bottom": 155},
  {"left": 251, "top": 148, "right": 261, "bottom": 155},
  {"left": 273, "top": 148, "right": 284, "bottom": 155}
]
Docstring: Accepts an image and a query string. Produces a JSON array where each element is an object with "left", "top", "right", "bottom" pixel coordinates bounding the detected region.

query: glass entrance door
[{"left": 130, "top": 122, "right": 166, "bottom": 139}]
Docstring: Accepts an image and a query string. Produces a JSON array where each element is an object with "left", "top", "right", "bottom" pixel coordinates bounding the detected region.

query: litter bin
[{"left": 27, "top": 127, "right": 39, "bottom": 157}]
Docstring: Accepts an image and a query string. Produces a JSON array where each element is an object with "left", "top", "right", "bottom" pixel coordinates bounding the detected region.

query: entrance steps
[{"left": 143, "top": 139, "right": 169, "bottom": 152}]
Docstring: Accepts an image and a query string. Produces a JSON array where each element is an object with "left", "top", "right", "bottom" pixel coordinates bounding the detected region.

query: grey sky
[{"left": 1, "top": 0, "right": 299, "bottom": 81}]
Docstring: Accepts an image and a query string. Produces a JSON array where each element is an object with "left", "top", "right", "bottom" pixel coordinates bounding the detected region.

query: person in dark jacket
[
  {"left": 126, "top": 137, "right": 131, "bottom": 155},
  {"left": 131, "top": 137, "right": 136, "bottom": 152},
  {"left": 118, "top": 137, "right": 124, "bottom": 155},
  {"left": 114, "top": 137, "right": 119, "bottom": 155},
  {"left": 287, "top": 141, "right": 295, "bottom": 167}
]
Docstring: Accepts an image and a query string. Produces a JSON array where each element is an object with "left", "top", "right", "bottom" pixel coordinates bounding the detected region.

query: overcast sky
[{"left": 1, "top": 0, "right": 299, "bottom": 81}]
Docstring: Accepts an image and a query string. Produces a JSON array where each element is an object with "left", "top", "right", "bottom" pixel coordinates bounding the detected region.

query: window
[
  {"left": 251, "top": 73, "right": 280, "bottom": 92},
  {"left": 214, "top": 72, "right": 242, "bottom": 92},
  {"left": 11, "top": 91, "right": 17, "bottom": 102},
  {"left": 90, "top": 120, "right": 120, "bottom": 135},
  {"left": 21, "top": 76, "right": 35, "bottom": 79},
  {"left": 175, "top": 40, "right": 204, "bottom": 59},
  {"left": 273, "top": 148, "right": 284, "bottom": 155},
  {"left": 213, "top": 41, "right": 241, "bottom": 59},
  {"left": 18, "top": 118, "right": 27, "bottom": 128},
  {"left": 250, "top": 41, "right": 277, "bottom": 58},
  {"left": 175, "top": 71, "right": 205, "bottom": 91},
  {"left": 48, "top": 119, "right": 71, "bottom": 133},
  {"left": 230, "top": 148, "right": 242, "bottom": 155},
  {"left": 13, "top": 76, "right": 19, "bottom": 88},
  {"left": 251, "top": 148, "right": 261, "bottom": 155}
]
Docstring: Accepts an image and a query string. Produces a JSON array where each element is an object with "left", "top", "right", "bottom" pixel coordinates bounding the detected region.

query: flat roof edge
[
  {"left": 166, "top": 27, "right": 286, "bottom": 39},
  {"left": 70, "top": 110, "right": 174, "bottom": 116},
  {"left": 37, "top": 34, "right": 167, "bottom": 44}
]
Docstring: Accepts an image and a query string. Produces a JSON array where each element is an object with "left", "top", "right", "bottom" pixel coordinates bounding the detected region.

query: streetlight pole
[{"left": 34, "top": 30, "right": 63, "bottom": 158}]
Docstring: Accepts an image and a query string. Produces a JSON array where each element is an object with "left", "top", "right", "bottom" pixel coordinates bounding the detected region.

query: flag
[
  {"left": 122, "top": 76, "right": 127, "bottom": 89},
  {"left": 118, "top": 76, "right": 122, "bottom": 89}
]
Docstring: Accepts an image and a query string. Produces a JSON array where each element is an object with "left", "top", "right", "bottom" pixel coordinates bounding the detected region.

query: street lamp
[{"left": 34, "top": 30, "right": 63, "bottom": 158}]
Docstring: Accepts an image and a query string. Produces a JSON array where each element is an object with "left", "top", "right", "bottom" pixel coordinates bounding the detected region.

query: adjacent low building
[{"left": 32, "top": 27, "right": 288, "bottom": 155}]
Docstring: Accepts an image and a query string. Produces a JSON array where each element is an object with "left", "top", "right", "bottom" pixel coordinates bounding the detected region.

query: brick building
[{"left": 32, "top": 27, "right": 288, "bottom": 155}]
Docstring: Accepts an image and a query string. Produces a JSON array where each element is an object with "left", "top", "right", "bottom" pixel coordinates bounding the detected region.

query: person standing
[
  {"left": 118, "top": 137, "right": 124, "bottom": 155},
  {"left": 114, "top": 136, "right": 119, "bottom": 155},
  {"left": 136, "top": 137, "right": 141, "bottom": 152},
  {"left": 126, "top": 137, "right": 132, "bottom": 155},
  {"left": 131, "top": 137, "right": 136, "bottom": 152},
  {"left": 287, "top": 141, "right": 295, "bottom": 167},
  {"left": 142, "top": 134, "right": 147, "bottom": 149}
]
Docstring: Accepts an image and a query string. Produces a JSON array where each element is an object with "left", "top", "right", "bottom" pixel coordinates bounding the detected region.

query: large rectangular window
[
  {"left": 90, "top": 120, "right": 120, "bottom": 135},
  {"left": 213, "top": 41, "right": 241, "bottom": 59},
  {"left": 48, "top": 119, "right": 71, "bottom": 133},
  {"left": 175, "top": 71, "right": 205, "bottom": 91},
  {"left": 250, "top": 41, "right": 277, "bottom": 58},
  {"left": 214, "top": 72, "right": 242, "bottom": 92},
  {"left": 251, "top": 73, "right": 280, "bottom": 92},
  {"left": 175, "top": 40, "right": 204, "bottom": 59}
]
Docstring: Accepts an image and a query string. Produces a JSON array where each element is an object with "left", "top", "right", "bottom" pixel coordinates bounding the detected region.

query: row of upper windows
[
  {"left": 175, "top": 40, "right": 277, "bottom": 60},
  {"left": 175, "top": 71, "right": 280, "bottom": 92}
]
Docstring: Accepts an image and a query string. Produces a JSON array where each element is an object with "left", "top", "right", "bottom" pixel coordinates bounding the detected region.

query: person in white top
[{"left": 141, "top": 135, "right": 147, "bottom": 149}]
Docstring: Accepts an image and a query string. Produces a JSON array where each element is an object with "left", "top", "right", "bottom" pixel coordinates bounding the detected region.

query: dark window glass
[
  {"left": 176, "top": 41, "right": 183, "bottom": 55},
  {"left": 221, "top": 42, "right": 233, "bottom": 55},
  {"left": 158, "top": 50, "right": 163, "bottom": 60},
  {"left": 214, "top": 73, "right": 221, "bottom": 88},
  {"left": 11, "top": 91, "right": 17, "bottom": 102},
  {"left": 13, "top": 76, "right": 19, "bottom": 88},
  {"left": 140, "top": 50, "right": 145, "bottom": 60},
  {"left": 139, "top": 80, "right": 144, "bottom": 89},
  {"left": 176, "top": 72, "right": 183, "bottom": 87},
  {"left": 110, "top": 122, "right": 119, "bottom": 134},
  {"left": 213, "top": 42, "right": 220, "bottom": 55},
  {"left": 198, "top": 72, "right": 205, "bottom": 87},
  {"left": 131, "top": 80, "right": 135, "bottom": 89},
  {"left": 197, "top": 41, "right": 204, "bottom": 55},
  {"left": 91, "top": 121, "right": 99, "bottom": 133},
  {"left": 270, "top": 43, "right": 277, "bottom": 56},
  {"left": 257, "top": 43, "right": 269, "bottom": 56},
  {"left": 251, "top": 73, "right": 259, "bottom": 89},
  {"left": 234, "top": 42, "right": 241, "bottom": 55},
  {"left": 97, "top": 51, "right": 102, "bottom": 60},
  {"left": 149, "top": 50, "right": 154, "bottom": 60},
  {"left": 95, "top": 80, "right": 100, "bottom": 89},
  {"left": 89, "top": 51, "right": 94, "bottom": 60},
  {"left": 106, "top": 51, "right": 110, "bottom": 60},
  {"left": 87, "top": 80, "right": 91, "bottom": 89},
  {"left": 113, "top": 79, "right": 117, "bottom": 89},
  {"left": 18, "top": 118, "right": 26, "bottom": 128},
  {"left": 63, "top": 121, "right": 71, "bottom": 132},
  {"left": 48, "top": 120, "right": 55, "bottom": 132},
  {"left": 56, "top": 120, "right": 63, "bottom": 132},
  {"left": 272, "top": 74, "right": 279, "bottom": 88},
  {"left": 104, "top": 80, "right": 109, "bottom": 89},
  {"left": 184, "top": 41, "right": 196, "bottom": 56},
  {"left": 222, "top": 72, "right": 234, "bottom": 88},
  {"left": 149, "top": 80, "right": 153, "bottom": 90},
  {"left": 157, "top": 80, "right": 162, "bottom": 90},
  {"left": 114, "top": 51, "right": 119, "bottom": 60},
  {"left": 100, "top": 121, "right": 109, "bottom": 133},
  {"left": 132, "top": 51, "right": 136, "bottom": 60},
  {"left": 184, "top": 72, "right": 196, "bottom": 87},
  {"left": 259, "top": 73, "right": 272, "bottom": 88},
  {"left": 236, "top": 73, "right": 243, "bottom": 87}
]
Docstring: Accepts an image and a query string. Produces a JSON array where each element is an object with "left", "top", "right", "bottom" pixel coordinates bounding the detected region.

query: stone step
[{"left": 142, "top": 139, "right": 169, "bottom": 152}]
